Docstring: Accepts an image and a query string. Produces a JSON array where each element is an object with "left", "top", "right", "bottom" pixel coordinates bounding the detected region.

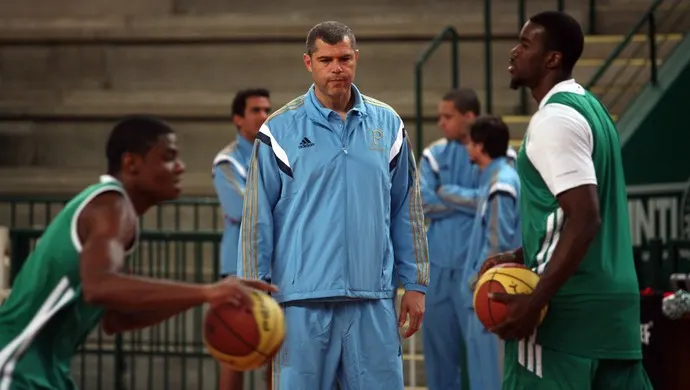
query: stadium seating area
[{"left": 1, "top": 0, "right": 686, "bottom": 197}]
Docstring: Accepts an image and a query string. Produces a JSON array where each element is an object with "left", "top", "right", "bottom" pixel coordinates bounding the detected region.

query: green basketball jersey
[
  {"left": 517, "top": 89, "right": 641, "bottom": 360},
  {"left": 0, "top": 175, "right": 136, "bottom": 389}
]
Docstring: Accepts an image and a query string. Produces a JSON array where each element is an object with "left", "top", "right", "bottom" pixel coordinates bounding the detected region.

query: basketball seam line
[
  {"left": 211, "top": 308, "right": 270, "bottom": 358},
  {"left": 487, "top": 270, "right": 535, "bottom": 327},
  {"left": 489, "top": 271, "right": 535, "bottom": 291}
]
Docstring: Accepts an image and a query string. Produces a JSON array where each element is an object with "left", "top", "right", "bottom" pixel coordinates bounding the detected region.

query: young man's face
[
  {"left": 437, "top": 100, "right": 474, "bottom": 141},
  {"left": 233, "top": 96, "right": 271, "bottom": 140},
  {"left": 303, "top": 37, "right": 358, "bottom": 101},
  {"left": 466, "top": 138, "right": 484, "bottom": 164},
  {"left": 126, "top": 133, "right": 186, "bottom": 202},
  {"left": 509, "top": 21, "right": 553, "bottom": 90}
]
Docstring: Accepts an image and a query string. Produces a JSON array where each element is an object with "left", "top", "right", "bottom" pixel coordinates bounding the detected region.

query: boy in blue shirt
[{"left": 463, "top": 116, "right": 521, "bottom": 390}]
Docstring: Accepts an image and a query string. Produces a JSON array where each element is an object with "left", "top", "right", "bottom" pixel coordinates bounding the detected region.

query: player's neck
[
  {"left": 315, "top": 87, "right": 353, "bottom": 115},
  {"left": 118, "top": 182, "right": 156, "bottom": 216},
  {"left": 239, "top": 129, "right": 255, "bottom": 143},
  {"left": 477, "top": 156, "right": 492, "bottom": 169},
  {"left": 456, "top": 133, "right": 470, "bottom": 145},
  {"left": 531, "top": 72, "right": 572, "bottom": 105}
]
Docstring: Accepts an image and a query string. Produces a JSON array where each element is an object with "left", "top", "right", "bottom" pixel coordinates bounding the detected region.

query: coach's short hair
[
  {"left": 106, "top": 115, "right": 173, "bottom": 175},
  {"left": 231, "top": 88, "right": 270, "bottom": 118},
  {"left": 306, "top": 21, "right": 357, "bottom": 56},
  {"left": 529, "top": 11, "right": 584, "bottom": 74},
  {"left": 470, "top": 115, "right": 510, "bottom": 159},
  {"left": 442, "top": 88, "right": 481, "bottom": 116}
]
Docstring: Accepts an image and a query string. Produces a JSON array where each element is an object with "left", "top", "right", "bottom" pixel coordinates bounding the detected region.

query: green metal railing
[
  {"left": 585, "top": 0, "right": 690, "bottom": 115},
  {"left": 483, "top": 0, "right": 567, "bottom": 115},
  {"left": 0, "top": 195, "right": 222, "bottom": 232},
  {"left": 0, "top": 197, "right": 232, "bottom": 389},
  {"left": 414, "top": 26, "right": 460, "bottom": 159},
  {"left": 637, "top": 239, "right": 690, "bottom": 292}
]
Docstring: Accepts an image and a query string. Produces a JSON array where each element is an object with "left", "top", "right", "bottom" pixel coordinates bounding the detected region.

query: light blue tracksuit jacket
[
  {"left": 212, "top": 135, "right": 253, "bottom": 276},
  {"left": 237, "top": 84, "right": 430, "bottom": 302}
]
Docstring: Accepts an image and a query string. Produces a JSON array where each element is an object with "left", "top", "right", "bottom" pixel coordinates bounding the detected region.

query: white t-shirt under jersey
[{"left": 524, "top": 79, "right": 599, "bottom": 197}]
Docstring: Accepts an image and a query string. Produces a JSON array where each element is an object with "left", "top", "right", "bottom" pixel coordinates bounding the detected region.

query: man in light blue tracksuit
[
  {"left": 419, "top": 88, "right": 482, "bottom": 390},
  {"left": 211, "top": 88, "right": 271, "bottom": 390},
  {"left": 213, "top": 88, "right": 271, "bottom": 279},
  {"left": 238, "top": 21, "right": 429, "bottom": 390},
  {"left": 462, "top": 116, "right": 521, "bottom": 390}
]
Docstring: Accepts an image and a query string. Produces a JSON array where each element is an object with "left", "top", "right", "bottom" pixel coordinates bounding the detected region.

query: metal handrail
[
  {"left": 586, "top": 0, "right": 666, "bottom": 90},
  {"left": 413, "top": 26, "right": 459, "bottom": 158}
]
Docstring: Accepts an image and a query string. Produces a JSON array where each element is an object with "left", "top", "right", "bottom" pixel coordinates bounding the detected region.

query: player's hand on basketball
[
  {"left": 237, "top": 278, "right": 279, "bottom": 294},
  {"left": 488, "top": 292, "right": 542, "bottom": 340},
  {"left": 399, "top": 290, "right": 425, "bottom": 338},
  {"left": 204, "top": 277, "right": 277, "bottom": 309},
  {"left": 473, "top": 251, "right": 521, "bottom": 290}
]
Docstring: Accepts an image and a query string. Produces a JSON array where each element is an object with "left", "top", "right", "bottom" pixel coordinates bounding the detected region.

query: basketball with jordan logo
[{"left": 473, "top": 264, "right": 548, "bottom": 330}]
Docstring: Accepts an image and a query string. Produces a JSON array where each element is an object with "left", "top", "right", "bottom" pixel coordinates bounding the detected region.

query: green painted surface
[{"left": 615, "top": 34, "right": 690, "bottom": 243}]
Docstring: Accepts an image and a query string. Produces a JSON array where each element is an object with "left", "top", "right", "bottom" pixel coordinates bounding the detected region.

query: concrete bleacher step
[
  {"left": 595, "top": 0, "right": 690, "bottom": 35},
  {"left": 0, "top": 0, "right": 595, "bottom": 34},
  {"left": 0, "top": 167, "right": 217, "bottom": 196},
  {"left": 2, "top": 0, "right": 675, "bottom": 36},
  {"left": 0, "top": 34, "right": 675, "bottom": 102},
  {"left": 0, "top": 110, "right": 523, "bottom": 176}
]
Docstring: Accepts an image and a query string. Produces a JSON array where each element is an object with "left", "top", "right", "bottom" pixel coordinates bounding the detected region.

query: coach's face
[
  {"left": 304, "top": 37, "right": 358, "bottom": 100},
  {"left": 509, "top": 21, "right": 550, "bottom": 90}
]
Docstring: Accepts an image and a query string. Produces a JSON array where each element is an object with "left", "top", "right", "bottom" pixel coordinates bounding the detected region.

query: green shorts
[{"left": 502, "top": 339, "right": 653, "bottom": 390}]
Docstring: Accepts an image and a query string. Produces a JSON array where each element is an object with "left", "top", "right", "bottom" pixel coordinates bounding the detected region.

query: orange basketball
[
  {"left": 472, "top": 264, "right": 548, "bottom": 330},
  {"left": 203, "top": 290, "right": 285, "bottom": 371}
]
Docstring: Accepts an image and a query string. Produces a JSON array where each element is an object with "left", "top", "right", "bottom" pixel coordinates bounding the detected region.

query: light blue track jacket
[
  {"left": 237, "top": 85, "right": 430, "bottom": 303},
  {"left": 212, "top": 135, "right": 254, "bottom": 276},
  {"left": 419, "top": 139, "right": 480, "bottom": 270},
  {"left": 461, "top": 156, "right": 521, "bottom": 306}
]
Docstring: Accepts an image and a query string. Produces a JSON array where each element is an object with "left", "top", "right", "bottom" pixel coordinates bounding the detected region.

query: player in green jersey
[
  {"left": 0, "top": 116, "right": 276, "bottom": 389},
  {"left": 475, "top": 11, "right": 653, "bottom": 390}
]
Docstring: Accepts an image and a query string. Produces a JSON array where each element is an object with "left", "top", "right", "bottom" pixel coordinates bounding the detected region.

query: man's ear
[
  {"left": 546, "top": 51, "right": 562, "bottom": 70},
  {"left": 303, "top": 53, "right": 313, "bottom": 73},
  {"left": 232, "top": 114, "right": 243, "bottom": 128},
  {"left": 121, "top": 153, "right": 139, "bottom": 175}
]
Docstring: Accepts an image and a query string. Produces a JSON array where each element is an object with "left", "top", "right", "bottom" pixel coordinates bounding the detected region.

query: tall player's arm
[
  {"left": 237, "top": 125, "right": 283, "bottom": 283},
  {"left": 79, "top": 192, "right": 274, "bottom": 334},
  {"left": 524, "top": 105, "right": 600, "bottom": 310}
]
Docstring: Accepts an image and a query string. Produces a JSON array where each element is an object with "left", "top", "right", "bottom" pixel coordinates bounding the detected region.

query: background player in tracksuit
[
  {"left": 462, "top": 115, "right": 521, "bottom": 390},
  {"left": 212, "top": 89, "right": 271, "bottom": 390},
  {"left": 238, "top": 21, "right": 429, "bottom": 389},
  {"left": 419, "top": 88, "right": 482, "bottom": 390}
]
